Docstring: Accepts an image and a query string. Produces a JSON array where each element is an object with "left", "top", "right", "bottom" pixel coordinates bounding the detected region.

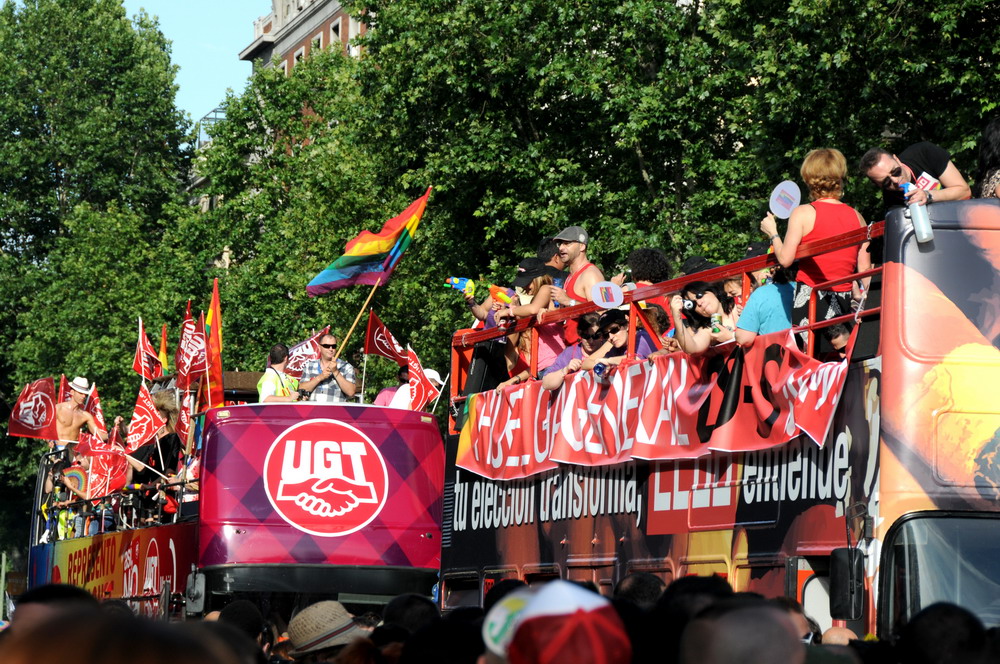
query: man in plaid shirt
[{"left": 299, "top": 333, "right": 358, "bottom": 402}]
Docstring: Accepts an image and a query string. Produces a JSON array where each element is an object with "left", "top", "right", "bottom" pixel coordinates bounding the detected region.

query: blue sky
[{"left": 121, "top": 1, "right": 269, "bottom": 123}]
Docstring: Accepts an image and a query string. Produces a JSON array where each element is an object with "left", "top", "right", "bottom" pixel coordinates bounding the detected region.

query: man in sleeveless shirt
[{"left": 549, "top": 225, "right": 604, "bottom": 344}]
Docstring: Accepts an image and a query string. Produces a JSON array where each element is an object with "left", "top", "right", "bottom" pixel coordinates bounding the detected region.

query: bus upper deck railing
[{"left": 448, "top": 221, "right": 885, "bottom": 432}]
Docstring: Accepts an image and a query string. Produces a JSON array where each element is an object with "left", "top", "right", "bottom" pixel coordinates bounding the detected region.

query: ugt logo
[{"left": 263, "top": 419, "right": 389, "bottom": 537}]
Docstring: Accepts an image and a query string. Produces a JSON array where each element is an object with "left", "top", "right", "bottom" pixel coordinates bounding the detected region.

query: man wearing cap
[
  {"left": 549, "top": 226, "right": 604, "bottom": 344},
  {"left": 299, "top": 333, "right": 357, "bottom": 402},
  {"left": 55, "top": 376, "right": 109, "bottom": 448}
]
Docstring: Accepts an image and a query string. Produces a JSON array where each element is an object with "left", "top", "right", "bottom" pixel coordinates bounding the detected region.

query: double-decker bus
[
  {"left": 28, "top": 399, "right": 444, "bottom": 618},
  {"left": 441, "top": 199, "right": 1000, "bottom": 637}
]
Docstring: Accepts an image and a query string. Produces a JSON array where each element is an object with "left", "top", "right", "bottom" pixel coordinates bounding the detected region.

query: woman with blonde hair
[{"left": 760, "top": 148, "right": 871, "bottom": 339}]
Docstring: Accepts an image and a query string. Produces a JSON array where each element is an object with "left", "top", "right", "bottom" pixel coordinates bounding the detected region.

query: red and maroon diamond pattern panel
[{"left": 199, "top": 404, "right": 444, "bottom": 569}]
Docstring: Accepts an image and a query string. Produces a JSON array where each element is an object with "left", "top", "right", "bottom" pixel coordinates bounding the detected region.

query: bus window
[{"left": 883, "top": 515, "right": 1000, "bottom": 634}]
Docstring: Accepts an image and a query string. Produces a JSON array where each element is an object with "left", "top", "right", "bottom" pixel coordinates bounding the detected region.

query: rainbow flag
[{"left": 307, "top": 188, "right": 431, "bottom": 297}]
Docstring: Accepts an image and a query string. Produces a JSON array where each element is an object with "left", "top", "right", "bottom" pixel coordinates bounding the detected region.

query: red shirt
[
  {"left": 563, "top": 262, "right": 596, "bottom": 344},
  {"left": 797, "top": 200, "right": 860, "bottom": 292}
]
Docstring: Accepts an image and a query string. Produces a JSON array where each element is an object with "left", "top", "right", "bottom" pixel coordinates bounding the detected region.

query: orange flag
[
  {"left": 204, "top": 279, "right": 224, "bottom": 409},
  {"left": 158, "top": 323, "right": 169, "bottom": 374}
]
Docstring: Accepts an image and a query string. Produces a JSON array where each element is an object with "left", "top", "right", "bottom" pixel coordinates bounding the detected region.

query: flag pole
[
  {"left": 334, "top": 277, "right": 382, "bottom": 362},
  {"left": 361, "top": 353, "right": 368, "bottom": 403},
  {"left": 431, "top": 372, "right": 450, "bottom": 414}
]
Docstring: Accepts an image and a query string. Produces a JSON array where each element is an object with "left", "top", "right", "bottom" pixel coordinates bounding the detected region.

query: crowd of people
[
  {"left": 3, "top": 576, "right": 999, "bottom": 663},
  {"left": 461, "top": 129, "right": 1000, "bottom": 388}
]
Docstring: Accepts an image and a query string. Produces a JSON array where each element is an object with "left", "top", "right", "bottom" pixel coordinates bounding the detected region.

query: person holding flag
[
  {"left": 55, "top": 377, "right": 120, "bottom": 450},
  {"left": 299, "top": 333, "right": 357, "bottom": 402}
]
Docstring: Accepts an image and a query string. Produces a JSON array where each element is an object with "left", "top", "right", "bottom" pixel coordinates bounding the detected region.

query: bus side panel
[
  {"left": 199, "top": 404, "right": 443, "bottom": 571},
  {"left": 442, "top": 361, "right": 880, "bottom": 609},
  {"left": 31, "top": 523, "right": 197, "bottom": 606},
  {"left": 880, "top": 201, "right": 1000, "bottom": 522}
]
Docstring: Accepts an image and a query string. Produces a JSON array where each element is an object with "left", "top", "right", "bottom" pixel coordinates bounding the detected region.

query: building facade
[{"left": 239, "top": 0, "right": 363, "bottom": 73}]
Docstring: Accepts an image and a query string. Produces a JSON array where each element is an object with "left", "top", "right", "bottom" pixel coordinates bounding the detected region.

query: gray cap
[{"left": 553, "top": 226, "right": 589, "bottom": 245}]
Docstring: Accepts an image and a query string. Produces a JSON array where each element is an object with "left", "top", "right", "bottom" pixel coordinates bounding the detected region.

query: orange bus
[{"left": 441, "top": 199, "right": 1000, "bottom": 637}]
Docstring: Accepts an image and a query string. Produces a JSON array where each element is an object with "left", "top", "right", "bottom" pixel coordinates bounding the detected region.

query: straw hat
[
  {"left": 69, "top": 376, "right": 91, "bottom": 394},
  {"left": 288, "top": 601, "right": 366, "bottom": 656}
]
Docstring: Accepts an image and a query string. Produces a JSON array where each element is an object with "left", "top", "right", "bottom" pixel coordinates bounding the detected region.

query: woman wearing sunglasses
[
  {"left": 541, "top": 313, "right": 604, "bottom": 390},
  {"left": 580, "top": 309, "right": 657, "bottom": 372},
  {"left": 669, "top": 281, "right": 739, "bottom": 354}
]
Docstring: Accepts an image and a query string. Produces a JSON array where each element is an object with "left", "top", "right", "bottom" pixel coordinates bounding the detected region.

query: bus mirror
[
  {"left": 830, "top": 547, "right": 864, "bottom": 621},
  {"left": 185, "top": 570, "right": 206, "bottom": 615}
]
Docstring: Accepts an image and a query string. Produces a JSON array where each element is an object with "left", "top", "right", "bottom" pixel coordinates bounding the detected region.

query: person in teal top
[{"left": 735, "top": 267, "right": 796, "bottom": 345}]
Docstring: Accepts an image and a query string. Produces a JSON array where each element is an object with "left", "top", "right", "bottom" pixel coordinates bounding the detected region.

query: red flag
[
  {"left": 89, "top": 444, "right": 129, "bottom": 499},
  {"left": 364, "top": 311, "right": 407, "bottom": 365},
  {"left": 8, "top": 378, "right": 59, "bottom": 440},
  {"left": 406, "top": 347, "right": 440, "bottom": 411},
  {"left": 132, "top": 318, "right": 163, "bottom": 380},
  {"left": 84, "top": 384, "right": 108, "bottom": 438},
  {"left": 126, "top": 383, "right": 167, "bottom": 453},
  {"left": 284, "top": 325, "right": 331, "bottom": 379},
  {"left": 175, "top": 391, "right": 195, "bottom": 446},
  {"left": 75, "top": 430, "right": 111, "bottom": 457},
  {"left": 176, "top": 311, "right": 208, "bottom": 391},
  {"left": 58, "top": 374, "right": 71, "bottom": 402},
  {"left": 203, "top": 279, "right": 224, "bottom": 409}
]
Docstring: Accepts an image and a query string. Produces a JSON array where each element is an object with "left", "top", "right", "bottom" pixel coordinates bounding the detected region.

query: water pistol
[
  {"left": 444, "top": 277, "right": 476, "bottom": 297},
  {"left": 489, "top": 284, "right": 513, "bottom": 305}
]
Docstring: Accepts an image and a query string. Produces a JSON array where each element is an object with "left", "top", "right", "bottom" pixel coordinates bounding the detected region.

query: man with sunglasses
[
  {"left": 548, "top": 225, "right": 604, "bottom": 344},
  {"left": 299, "top": 333, "right": 357, "bottom": 402},
  {"left": 860, "top": 142, "right": 970, "bottom": 209}
]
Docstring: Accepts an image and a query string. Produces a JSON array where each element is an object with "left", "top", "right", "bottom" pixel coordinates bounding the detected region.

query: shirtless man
[
  {"left": 548, "top": 225, "right": 604, "bottom": 343},
  {"left": 54, "top": 376, "right": 109, "bottom": 449}
]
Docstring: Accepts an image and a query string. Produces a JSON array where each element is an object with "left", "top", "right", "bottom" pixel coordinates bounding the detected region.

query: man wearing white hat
[
  {"left": 287, "top": 600, "right": 368, "bottom": 661},
  {"left": 55, "top": 376, "right": 107, "bottom": 447}
]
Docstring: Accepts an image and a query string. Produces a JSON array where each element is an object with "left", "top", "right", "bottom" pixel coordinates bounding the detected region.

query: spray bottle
[{"left": 901, "top": 182, "right": 934, "bottom": 244}]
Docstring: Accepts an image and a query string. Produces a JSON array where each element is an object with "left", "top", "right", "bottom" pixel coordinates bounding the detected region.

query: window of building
[
  {"left": 348, "top": 17, "right": 361, "bottom": 57},
  {"left": 311, "top": 31, "right": 323, "bottom": 51},
  {"left": 294, "top": 46, "right": 306, "bottom": 65},
  {"left": 331, "top": 17, "right": 342, "bottom": 49},
  {"left": 280, "top": 60, "right": 289, "bottom": 76}
]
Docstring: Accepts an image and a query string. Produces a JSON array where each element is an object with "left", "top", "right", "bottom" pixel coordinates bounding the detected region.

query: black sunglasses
[
  {"left": 319, "top": 343, "right": 337, "bottom": 349},
  {"left": 580, "top": 330, "right": 607, "bottom": 341},
  {"left": 879, "top": 165, "right": 903, "bottom": 190},
  {"left": 604, "top": 325, "right": 625, "bottom": 335}
]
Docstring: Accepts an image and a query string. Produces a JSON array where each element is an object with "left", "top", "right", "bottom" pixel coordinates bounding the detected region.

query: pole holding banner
[{"left": 334, "top": 277, "right": 382, "bottom": 363}]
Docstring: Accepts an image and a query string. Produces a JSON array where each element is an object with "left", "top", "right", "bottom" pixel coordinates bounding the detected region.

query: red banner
[
  {"left": 59, "top": 374, "right": 71, "bottom": 403},
  {"left": 126, "top": 384, "right": 167, "bottom": 453},
  {"left": 132, "top": 318, "right": 163, "bottom": 380},
  {"left": 365, "top": 311, "right": 407, "bottom": 365},
  {"left": 175, "top": 309, "right": 207, "bottom": 391},
  {"left": 284, "top": 326, "right": 331, "bottom": 380},
  {"left": 176, "top": 391, "right": 195, "bottom": 447},
  {"left": 84, "top": 385, "right": 108, "bottom": 437},
  {"left": 90, "top": 438, "right": 129, "bottom": 499},
  {"left": 8, "top": 378, "right": 59, "bottom": 440},
  {"left": 456, "top": 331, "right": 850, "bottom": 480},
  {"left": 407, "top": 347, "right": 440, "bottom": 411}
]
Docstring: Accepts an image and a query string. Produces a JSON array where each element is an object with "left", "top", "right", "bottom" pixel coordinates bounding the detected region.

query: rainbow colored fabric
[{"left": 307, "top": 188, "right": 431, "bottom": 297}]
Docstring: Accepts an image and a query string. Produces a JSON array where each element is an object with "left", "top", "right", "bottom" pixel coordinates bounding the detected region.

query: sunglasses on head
[{"left": 319, "top": 343, "right": 337, "bottom": 349}]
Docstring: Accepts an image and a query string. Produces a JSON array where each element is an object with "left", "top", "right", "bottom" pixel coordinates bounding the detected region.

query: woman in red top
[{"left": 760, "top": 148, "right": 871, "bottom": 340}]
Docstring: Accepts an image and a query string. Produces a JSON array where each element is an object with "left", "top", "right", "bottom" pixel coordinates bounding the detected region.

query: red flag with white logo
[
  {"left": 132, "top": 317, "right": 163, "bottom": 380},
  {"left": 406, "top": 347, "right": 440, "bottom": 411},
  {"left": 84, "top": 384, "right": 108, "bottom": 437},
  {"left": 8, "top": 378, "right": 59, "bottom": 440},
  {"left": 58, "top": 374, "right": 71, "bottom": 403},
  {"left": 284, "top": 325, "right": 331, "bottom": 380},
  {"left": 364, "top": 311, "right": 407, "bottom": 365},
  {"left": 126, "top": 383, "right": 167, "bottom": 453},
  {"left": 175, "top": 390, "right": 195, "bottom": 448},
  {"left": 175, "top": 310, "right": 208, "bottom": 391},
  {"left": 89, "top": 436, "right": 129, "bottom": 499}
]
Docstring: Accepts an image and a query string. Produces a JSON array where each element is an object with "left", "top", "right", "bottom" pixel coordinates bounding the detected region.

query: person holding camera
[{"left": 299, "top": 333, "right": 357, "bottom": 403}]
